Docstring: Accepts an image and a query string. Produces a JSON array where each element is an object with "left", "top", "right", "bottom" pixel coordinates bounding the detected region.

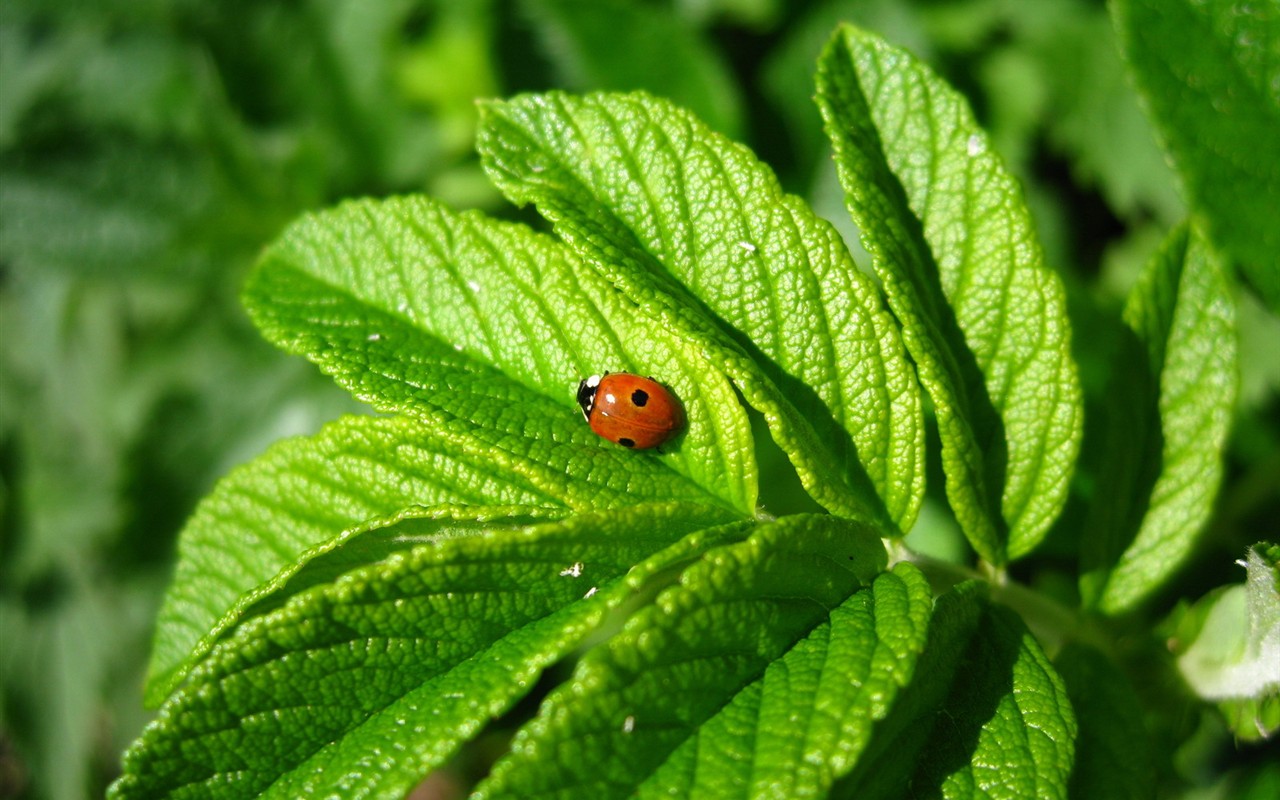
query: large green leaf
[
  {"left": 816, "top": 25, "right": 1083, "bottom": 564},
  {"left": 1080, "top": 222, "right": 1237, "bottom": 614},
  {"left": 472, "top": 514, "right": 891, "bottom": 798},
  {"left": 246, "top": 196, "right": 756, "bottom": 516},
  {"left": 1114, "top": 0, "right": 1280, "bottom": 312},
  {"left": 112, "top": 503, "right": 750, "bottom": 800},
  {"left": 476, "top": 90, "right": 924, "bottom": 533},
  {"left": 143, "top": 414, "right": 563, "bottom": 706},
  {"left": 147, "top": 193, "right": 761, "bottom": 704}
]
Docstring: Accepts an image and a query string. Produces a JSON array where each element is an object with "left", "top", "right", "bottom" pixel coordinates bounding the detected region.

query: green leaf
[
  {"left": 632, "top": 563, "right": 933, "bottom": 798},
  {"left": 816, "top": 24, "right": 1083, "bottom": 564},
  {"left": 1080, "top": 222, "right": 1237, "bottom": 614},
  {"left": 472, "top": 514, "right": 889, "bottom": 798},
  {"left": 836, "top": 582, "right": 1077, "bottom": 800},
  {"left": 834, "top": 580, "right": 987, "bottom": 798},
  {"left": 143, "top": 413, "right": 566, "bottom": 706},
  {"left": 919, "top": 605, "right": 1076, "bottom": 799},
  {"left": 1023, "top": 6, "right": 1184, "bottom": 223},
  {"left": 1056, "top": 644, "right": 1155, "bottom": 800},
  {"left": 1113, "top": 0, "right": 1280, "bottom": 313},
  {"left": 518, "top": 0, "right": 743, "bottom": 138},
  {"left": 245, "top": 195, "right": 756, "bottom": 515},
  {"left": 1176, "top": 544, "right": 1280, "bottom": 741},
  {"left": 476, "top": 90, "right": 924, "bottom": 532},
  {"left": 112, "top": 503, "right": 750, "bottom": 800},
  {"left": 0, "top": 143, "right": 219, "bottom": 279}
]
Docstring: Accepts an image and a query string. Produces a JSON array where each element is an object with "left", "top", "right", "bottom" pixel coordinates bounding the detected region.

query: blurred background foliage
[{"left": 0, "top": 0, "right": 1275, "bottom": 798}]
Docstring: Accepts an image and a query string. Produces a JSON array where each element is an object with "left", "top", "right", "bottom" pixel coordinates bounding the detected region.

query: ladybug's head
[{"left": 576, "top": 374, "right": 602, "bottom": 419}]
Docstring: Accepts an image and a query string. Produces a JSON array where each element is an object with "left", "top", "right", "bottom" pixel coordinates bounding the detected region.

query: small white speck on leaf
[
  {"left": 622, "top": 715, "right": 636, "bottom": 733},
  {"left": 466, "top": 280, "right": 481, "bottom": 292},
  {"left": 367, "top": 333, "right": 382, "bottom": 341},
  {"left": 560, "top": 562, "right": 584, "bottom": 577},
  {"left": 967, "top": 134, "right": 985, "bottom": 157},
  {"left": 738, "top": 241, "right": 757, "bottom": 253},
  {"left": 584, "top": 586, "right": 598, "bottom": 598},
  {"left": 453, "top": 343, "right": 464, "bottom": 352}
]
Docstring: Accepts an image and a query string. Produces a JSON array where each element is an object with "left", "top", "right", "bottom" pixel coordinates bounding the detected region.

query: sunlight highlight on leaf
[{"left": 817, "top": 25, "right": 1083, "bottom": 564}]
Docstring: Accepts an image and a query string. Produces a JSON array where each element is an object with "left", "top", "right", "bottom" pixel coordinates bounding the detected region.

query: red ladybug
[{"left": 577, "top": 372, "right": 684, "bottom": 449}]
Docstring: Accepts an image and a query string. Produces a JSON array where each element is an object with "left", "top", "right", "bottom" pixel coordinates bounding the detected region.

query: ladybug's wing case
[
  {"left": 594, "top": 393, "right": 682, "bottom": 432},
  {"left": 586, "top": 374, "right": 683, "bottom": 449}
]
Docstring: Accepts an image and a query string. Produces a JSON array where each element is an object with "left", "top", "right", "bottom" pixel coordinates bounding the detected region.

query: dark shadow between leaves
[
  {"left": 1076, "top": 320, "right": 1163, "bottom": 605},
  {"left": 906, "top": 604, "right": 1025, "bottom": 796},
  {"left": 830, "top": 582, "right": 988, "bottom": 800},
  {"left": 878, "top": 156, "right": 1010, "bottom": 549}
]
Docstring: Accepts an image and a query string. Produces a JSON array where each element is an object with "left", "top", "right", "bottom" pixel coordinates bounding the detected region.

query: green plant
[{"left": 106, "top": 11, "right": 1276, "bottom": 800}]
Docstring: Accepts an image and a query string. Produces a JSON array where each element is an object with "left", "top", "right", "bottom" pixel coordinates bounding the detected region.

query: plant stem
[{"left": 889, "top": 542, "right": 1115, "bottom": 657}]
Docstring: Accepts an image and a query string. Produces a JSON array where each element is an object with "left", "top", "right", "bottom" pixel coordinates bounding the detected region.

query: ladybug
[{"left": 577, "top": 372, "right": 684, "bottom": 450}]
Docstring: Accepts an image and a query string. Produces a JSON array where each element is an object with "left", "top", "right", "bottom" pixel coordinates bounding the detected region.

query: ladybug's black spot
[
  {"left": 618, "top": 437, "right": 636, "bottom": 448},
  {"left": 630, "top": 389, "right": 650, "bottom": 407}
]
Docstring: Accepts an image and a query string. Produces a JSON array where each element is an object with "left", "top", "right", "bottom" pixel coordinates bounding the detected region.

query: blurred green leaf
[
  {"left": 816, "top": 24, "right": 1083, "bottom": 564},
  {"left": 762, "top": 0, "right": 929, "bottom": 187},
  {"left": 519, "top": 0, "right": 743, "bottom": 137},
  {"left": 1025, "top": 7, "right": 1183, "bottom": 223},
  {"left": 674, "top": 0, "right": 780, "bottom": 29},
  {"left": 1114, "top": 0, "right": 1280, "bottom": 312},
  {"left": 0, "top": 144, "right": 218, "bottom": 280},
  {"left": 1080, "top": 222, "right": 1237, "bottom": 614},
  {"left": 477, "top": 90, "right": 924, "bottom": 532},
  {"left": 0, "top": 576, "right": 159, "bottom": 800}
]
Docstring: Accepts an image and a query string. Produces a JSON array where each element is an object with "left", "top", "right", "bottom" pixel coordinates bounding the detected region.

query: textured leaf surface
[
  {"left": 816, "top": 25, "right": 1083, "bottom": 563},
  {"left": 113, "top": 503, "right": 749, "bottom": 800},
  {"left": 836, "top": 582, "right": 1076, "bottom": 800},
  {"left": 150, "top": 193, "right": 760, "bottom": 705},
  {"left": 1057, "top": 644, "right": 1154, "bottom": 800},
  {"left": 834, "top": 581, "right": 987, "bottom": 799},
  {"left": 634, "top": 563, "right": 934, "bottom": 799},
  {"left": 921, "top": 604, "right": 1075, "bottom": 800},
  {"left": 477, "top": 90, "right": 924, "bottom": 532},
  {"left": 246, "top": 195, "right": 756, "bottom": 516},
  {"left": 1114, "top": 0, "right": 1280, "bottom": 312},
  {"left": 1081, "top": 223, "right": 1237, "bottom": 613},
  {"left": 144, "top": 414, "right": 562, "bottom": 706},
  {"left": 473, "top": 514, "right": 889, "bottom": 799}
]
